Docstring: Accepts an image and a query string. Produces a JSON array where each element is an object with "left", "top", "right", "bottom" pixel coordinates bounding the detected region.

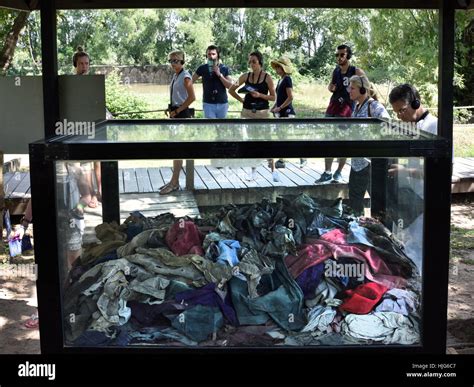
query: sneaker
[
  {"left": 332, "top": 170, "right": 343, "bottom": 182},
  {"left": 272, "top": 171, "right": 280, "bottom": 182},
  {"left": 315, "top": 172, "right": 332, "bottom": 183},
  {"left": 275, "top": 159, "right": 286, "bottom": 169},
  {"left": 299, "top": 159, "right": 307, "bottom": 167}
]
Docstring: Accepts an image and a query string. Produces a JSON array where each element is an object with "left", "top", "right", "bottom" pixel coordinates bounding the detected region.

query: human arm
[
  {"left": 229, "top": 74, "right": 246, "bottom": 104},
  {"left": 213, "top": 66, "right": 233, "bottom": 89},
  {"left": 328, "top": 69, "right": 336, "bottom": 92},
  {"left": 192, "top": 72, "right": 201, "bottom": 83}
]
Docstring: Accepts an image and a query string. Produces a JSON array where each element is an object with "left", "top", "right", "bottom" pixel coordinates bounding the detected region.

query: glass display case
[{"left": 30, "top": 118, "right": 451, "bottom": 353}]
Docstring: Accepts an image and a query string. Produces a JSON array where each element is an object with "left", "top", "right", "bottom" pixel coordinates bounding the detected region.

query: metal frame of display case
[
  {"left": 3, "top": 0, "right": 457, "bottom": 354},
  {"left": 30, "top": 117, "right": 451, "bottom": 354}
]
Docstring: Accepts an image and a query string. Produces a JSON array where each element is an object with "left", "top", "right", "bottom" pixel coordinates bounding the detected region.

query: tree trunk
[{"left": 0, "top": 10, "right": 31, "bottom": 73}]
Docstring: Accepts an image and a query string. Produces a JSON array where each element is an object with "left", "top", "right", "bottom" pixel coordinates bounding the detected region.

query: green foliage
[
  {"left": 105, "top": 71, "right": 151, "bottom": 119},
  {"left": 0, "top": 7, "right": 472, "bottom": 114}
]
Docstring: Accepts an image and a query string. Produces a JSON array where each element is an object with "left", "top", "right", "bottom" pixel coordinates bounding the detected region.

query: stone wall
[{"left": 92, "top": 65, "right": 174, "bottom": 85}]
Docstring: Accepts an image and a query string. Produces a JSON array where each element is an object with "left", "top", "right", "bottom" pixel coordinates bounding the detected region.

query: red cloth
[
  {"left": 165, "top": 220, "right": 204, "bottom": 256},
  {"left": 325, "top": 100, "right": 353, "bottom": 117},
  {"left": 284, "top": 228, "right": 407, "bottom": 289},
  {"left": 339, "top": 282, "right": 388, "bottom": 314}
]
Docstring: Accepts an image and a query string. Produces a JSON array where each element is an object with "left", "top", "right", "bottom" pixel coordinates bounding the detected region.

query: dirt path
[
  {"left": 447, "top": 196, "right": 474, "bottom": 353},
  {"left": 0, "top": 276, "right": 40, "bottom": 353}
]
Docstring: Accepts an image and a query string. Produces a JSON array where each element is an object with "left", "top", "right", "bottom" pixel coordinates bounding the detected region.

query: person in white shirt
[
  {"left": 388, "top": 84, "right": 439, "bottom": 271},
  {"left": 389, "top": 83, "right": 437, "bottom": 135}
]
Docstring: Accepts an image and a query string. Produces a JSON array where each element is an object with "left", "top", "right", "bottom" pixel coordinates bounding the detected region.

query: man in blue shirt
[{"left": 192, "top": 45, "right": 233, "bottom": 118}]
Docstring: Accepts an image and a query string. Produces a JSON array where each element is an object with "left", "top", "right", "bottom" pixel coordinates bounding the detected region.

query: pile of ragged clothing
[{"left": 64, "top": 194, "right": 421, "bottom": 347}]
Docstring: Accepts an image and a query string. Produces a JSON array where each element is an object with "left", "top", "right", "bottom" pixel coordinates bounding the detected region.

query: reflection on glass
[
  {"left": 56, "top": 157, "right": 423, "bottom": 348},
  {"left": 61, "top": 120, "right": 438, "bottom": 144}
]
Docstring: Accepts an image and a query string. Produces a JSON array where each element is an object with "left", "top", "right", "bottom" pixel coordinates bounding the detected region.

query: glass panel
[
  {"left": 58, "top": 120, "right": 440, "bottom": 144},
  {"left": 56, "top": 157, "right": 423, "bottom": 347}
]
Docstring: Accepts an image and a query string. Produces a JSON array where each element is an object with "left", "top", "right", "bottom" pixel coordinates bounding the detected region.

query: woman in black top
[
  {"left": 229, "top": 51, "right": 276, "bottom": 118},
  {"left": 229, "top": 51, "right": 278, "bottom": 180},
  {"left": 270, "top": 56, "right": 295, "bottom": 118}
]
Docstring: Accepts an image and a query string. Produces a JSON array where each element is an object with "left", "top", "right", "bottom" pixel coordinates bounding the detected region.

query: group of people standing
[
  {"left": 160, "top": 45, "right": 297, "bottom": 193},
  {"left": 70, "top": 44, "right": 438, "bottom": 218},
  {"left": 316, "top": 44, "right": 437, "bottom": 215},
  {"left": 161, "top": 43, "right": 438, "bottom": 218}
]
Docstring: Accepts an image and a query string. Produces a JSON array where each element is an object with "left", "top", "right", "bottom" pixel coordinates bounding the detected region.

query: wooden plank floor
[
  {"left": 3, "top": 157, "right": 474, "bottom": 216},
  {"left": 452, "top": 157, "right": 474, "bottom": 193}
]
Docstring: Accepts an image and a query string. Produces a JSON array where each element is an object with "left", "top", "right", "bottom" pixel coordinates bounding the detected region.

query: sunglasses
[
  {"left": 248, "top": 59, "right": 259, "bottom": 64},
  {"left": 335, "top": 53, "right": 346, "bottom": 58},
  {"left": 168, "top": 59, "right": 181, "bottom": 64}
]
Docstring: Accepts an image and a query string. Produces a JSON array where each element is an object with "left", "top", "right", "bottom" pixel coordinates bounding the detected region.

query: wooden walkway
[
  {"left": 451, "top": 157, "right": 474, "bottom": 194},
  {"left": 118, "top": 159, "right": 350, "bottom": 207},
  {"left": 3, "top": 157, "right": 474, "bottom": 216}
]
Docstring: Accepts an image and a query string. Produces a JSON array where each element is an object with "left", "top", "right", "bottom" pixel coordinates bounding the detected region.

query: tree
[{"left": 0, "top": 9, "right": 31, "bottom": 73}]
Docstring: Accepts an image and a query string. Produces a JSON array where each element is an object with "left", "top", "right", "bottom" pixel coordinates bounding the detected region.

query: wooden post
[{"left": 185, "top": 159, "right": 195, "bottom": 190}]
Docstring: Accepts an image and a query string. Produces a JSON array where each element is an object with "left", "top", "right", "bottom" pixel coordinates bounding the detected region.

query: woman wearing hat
[
  {"left": 270, "top": 56, "right": 295, "bottom": 118},
  {"left": 270, "top": 56, "right": 305, "bottom": 168}
]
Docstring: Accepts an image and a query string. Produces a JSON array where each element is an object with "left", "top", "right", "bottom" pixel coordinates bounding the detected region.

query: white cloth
[
  {"left": 302, "top": 305, "right": 337, "bottom": 333},
  {"left": 342, "top": 312, "right": 419, "bottom": 344}
]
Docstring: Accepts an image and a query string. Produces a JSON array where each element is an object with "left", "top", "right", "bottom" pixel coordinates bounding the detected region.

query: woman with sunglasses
[
  {"left": 229, "top": 51, "right": 279, "bottom": 181},
  {"left": 160, "top": 50, "right": 196, "bottom": 195}
]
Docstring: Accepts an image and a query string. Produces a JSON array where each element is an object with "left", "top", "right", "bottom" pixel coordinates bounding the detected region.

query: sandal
[
  {"left": 159, "top": 182, "right": 180, "bottom": 195},
  {"left": 88, "top": 195, "right": 99, "bottom": 208},
  {"left": 24, "top": 314, "right": 39, "bottom": 329}
]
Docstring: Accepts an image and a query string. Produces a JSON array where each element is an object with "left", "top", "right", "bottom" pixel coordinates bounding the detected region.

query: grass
[
  {"left": 126, "top": 82, "right": 332, "bottom": 119},
  {"left": 453, "top": 125, "right": 474, "bottom": 157},
  {"left": 450, "top": 225, "right": 474, "bottom": 262}
]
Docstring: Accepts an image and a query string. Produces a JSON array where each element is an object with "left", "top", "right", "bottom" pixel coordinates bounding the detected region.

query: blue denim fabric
[
  {"left": 203, "top": 102, "right": 229, "bottom": 118},
  {"left": 170, "top": 305, "right": 224, "bottom": 342},
  {"left": 217, "top": 240, "right": 241, "bottom": 267},
  {"left": 230, "top": 259, "right": 305, "bottom": 331}
]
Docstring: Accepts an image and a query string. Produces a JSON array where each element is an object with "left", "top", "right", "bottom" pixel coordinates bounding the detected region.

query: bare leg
[
  {"left": 336, "top": 158, "right": 347, "bottom": 173},
  {"left": 170, "top": 160, "right": 182, "bottom": 185},
  {"left": 325, "top": 158, "right": 333, "bottom": 172},
  {"left": 159, "top": 160, "right": 182, "bottom": 194},
  {"left": 94, "top": 161, "right": 102, "bottom": 201}
]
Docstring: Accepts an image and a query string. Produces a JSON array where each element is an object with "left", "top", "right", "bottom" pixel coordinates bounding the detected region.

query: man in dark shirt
[
  {"left": 316, "top": 44, "right": 365, "bottom": 183},
  {"left": 192, "top": 45, "right": 233, "bottom": 118}
]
